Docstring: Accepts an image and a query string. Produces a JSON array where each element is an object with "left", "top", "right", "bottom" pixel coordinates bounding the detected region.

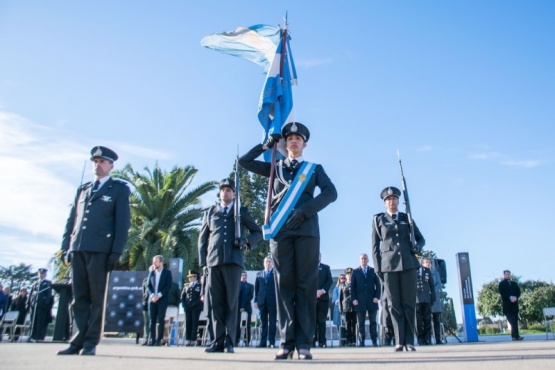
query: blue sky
[{"left": 1, "top": 1, "right": 553, "bottom": 322}]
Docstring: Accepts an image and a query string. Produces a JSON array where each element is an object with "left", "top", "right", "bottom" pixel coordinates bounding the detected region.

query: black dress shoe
[
  {"left": 204, "top": 344, "right": 225, "bottom": 353},
  {"left": 256, "top": 344, "right": 267, "bottom": 348},
  {"left": 57, "top": 345, "right": 82, "bottom": 355},
  {"left": 154, "top": 340, "right": 162, "bottom": 346},
  {"left": 274, "top": 349, "right": 293, "bottom": 360},
  {"left": 298, "top": 349, "right": 313, "bottom": 360},
  {"left": 225, "top": 345, "right": 234, "bottom": 353},
  {"left": 80, "top": 347, "right": 96, "bottom": 356},
  {"left": 405, "top": 345, "right": 416, "bottom": 351},
  {"left": 512, "top": 336, "right": 524, "bottom": 341},
  {"left": 394, "top": 345, "right": 404, "bottom": 352}
]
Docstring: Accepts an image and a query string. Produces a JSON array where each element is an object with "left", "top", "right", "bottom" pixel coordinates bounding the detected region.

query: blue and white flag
[
  {"left": 200, "top": 24, "right": 281, "bottom": 74},
  {"left": 258, "top": 32, "right": 297, "bottom": 160}
]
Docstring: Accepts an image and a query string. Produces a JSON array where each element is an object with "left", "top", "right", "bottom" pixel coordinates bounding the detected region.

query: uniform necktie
[
  {"left": 392, "top": 213, "right": 397, "bottom": 222},
  {"left": 92, "top": 180, "right": 100, "bottom": 192},
  {"left": 223, "top": 206, "right": 228, "bottom": 216},
  {"left": 265, "top": 270, "right": 269, "bottom": 283},
  {"left": 291, "top": 159, "right": 298, "bottom": 170},
  {"left": 363, "top": 268, "right": 367, "bottom": 278}
]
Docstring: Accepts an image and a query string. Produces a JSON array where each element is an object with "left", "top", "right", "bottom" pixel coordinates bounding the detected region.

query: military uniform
[
  {"left": 199, "top": 179, "right": 262, "bottom": 352},
  {"left": 239, "top": 122, "right": 337, "bottom": 355},
  {"left": 415, "top": 266, "right": 435, "bottom": 345},
  {"left": 339, "top": 269, "right": 356, "bottom": 346},
  {"left": 58, "top": 146, "right": 130, "bottom": 355},
  {"left": 29, "top": 269, "right": 53, "bottom": 341},
  {"left": 372, "top": 186, "right": 425, "bottom": 349},
  {"left": 181, "top": 271, "right": 203, "bottom": 345}
]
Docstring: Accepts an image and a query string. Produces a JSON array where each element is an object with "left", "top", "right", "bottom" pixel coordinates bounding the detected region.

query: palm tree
[{"left": 112, "top": 163, "right": 216, "bottom": 276}]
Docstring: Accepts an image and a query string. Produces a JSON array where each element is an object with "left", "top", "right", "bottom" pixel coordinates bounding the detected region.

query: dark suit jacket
[
  {"left": 498, "top": 279, "right": 521, "bottom": 314},
  {"left": 238, "top": 282, "right": 254, "bottom": 314},
  {"left": 254, "top": 270, "right": 276, "bottom": 308},
  {"left": 239, "top": 144, "right": 337, "bottom": 239},
  {"left": 371, "top": 212, "right": 425, "bottom": 273},
  {"left": 147, "top": 268, "right": 173, "bottom": 304},
  {"left": 61, "top": 178, "right": 131, "bottom": 255},
  {"left": 317, "top": 263, "right": 333, "bottom": 301},
  {"left": 351, "top": 267, "right": 381, "bottom": 311},
  {"left": 198, "top": 204, "right": 262, "bottom": 268}
]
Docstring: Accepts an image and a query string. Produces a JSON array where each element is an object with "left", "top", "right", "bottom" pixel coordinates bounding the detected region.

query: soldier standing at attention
[
  {"left": 372, "top": 186, "right": 425, "bottom": 352},
  {"left": 416, "top": 257, "right": 436, "bottom": 345},
  {"left": 239, "top": 122, "right": 337, "bottom": 360},
  {"left": 199, "top": 178, "right": 262, "bottom": 354},
  {"left": 57, "top": 146, "right": 130, "bottom": 356},
  {"left": 182, "top": 270, "right": 203, "bottom": 346},
  {"left": 28, "top": 268, "right": 53, "bottom": 342}
]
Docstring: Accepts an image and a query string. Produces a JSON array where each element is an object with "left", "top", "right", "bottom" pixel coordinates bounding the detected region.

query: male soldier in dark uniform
[
  {"left": 372, "top": 186, "right": 425, "bottom": 352},
  {"left": 199, "top": 178, "right": 262, "bottom": 354},
  {"left": 28, "top": 268, "right": 53, "bottom": 342},
  {"left": 57, "top": 146, "right": 130, "bottom": 356},
  {"left": 182, "top": 270, "right": 203, "bottom": 346},
  {"left": 254, "top": 257, "right": 277, "bottom": 348},
  {"left": 416, "top": 257, "right": 436, "bottom": 345},
  {"left": 239, "top": 122, "right": 337, "bottom": 360},
  {"left": 498, "top": 270, "right": 524, "bottom": 341}
]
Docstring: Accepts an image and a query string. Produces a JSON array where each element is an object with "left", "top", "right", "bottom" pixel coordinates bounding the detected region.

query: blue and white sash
[{"left": 263, "top": 161, "right": 316, "bottom": 240}]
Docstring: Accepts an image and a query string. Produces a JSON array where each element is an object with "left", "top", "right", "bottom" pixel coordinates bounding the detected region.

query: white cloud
[
  {"left": 500, "top": 160, "right": 541, "bottom": 168},
  {"left": 0, "top": 112, "right": 84, "bottom": 268},
  {"left": 467, "top": 151, "right": 502, "bottom": 160}
]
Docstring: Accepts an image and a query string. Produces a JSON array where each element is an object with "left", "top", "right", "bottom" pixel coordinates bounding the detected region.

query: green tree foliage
[
  {"left": 477, "top": 276, "right": 555, "bottom": 325},
  {"left": 113, "top": 163, "right": 216, "bottom": 281},
  {"left": 230, "top": 164, "right": 270, "bottom": 270},
  {"left": 0, "top": 263, "right": 37, "bottom": 291}
]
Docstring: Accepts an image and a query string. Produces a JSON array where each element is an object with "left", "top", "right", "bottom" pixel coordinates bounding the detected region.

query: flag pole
[{"left": 264, "top": 17, "right": 288, "bottom": 225}]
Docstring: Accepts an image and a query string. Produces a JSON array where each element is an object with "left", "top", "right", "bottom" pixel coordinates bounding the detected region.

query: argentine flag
[
  {"left": 200, "top": 25, "right": 281, "bottom": 74},
  {"left": 258, "top": 31, "right": 297, "bottom": 153}
]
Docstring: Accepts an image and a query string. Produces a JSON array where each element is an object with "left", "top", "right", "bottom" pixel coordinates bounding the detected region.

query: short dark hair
[{"left": 503, "top": 270, "right": 511, "bottom": 274}]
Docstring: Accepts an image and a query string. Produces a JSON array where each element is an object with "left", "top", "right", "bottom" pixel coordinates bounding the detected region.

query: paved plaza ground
[{"left": 1, "top": 335, "right": 554, "bottom": 370}]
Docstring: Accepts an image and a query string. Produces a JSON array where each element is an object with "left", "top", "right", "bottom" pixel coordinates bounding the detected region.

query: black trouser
[
  {"left": 30, "top": 307, "right": 49, "bottom": 340},
  {"left": 185, "top": 306, "right": 202, "bottom": 341},
  {"left": 416, "top": 302, "right": 432, "bottom": 344},
  {"left": 271, "top": 235, "right": 319, "bottom": 352},
  {"left": 432, "top": 312, "right": 442, "bottom": 343},
  {"left": 315, "top": 298, "right": 329, "bottom": 345},
  {"left": 356, "top": 309, "right": 378, "bottom": 343},
  {"left": 505, "top": 312, "right": 520, "bottom": 338},
  {"left": 70, "top": 251, "right": 108, "bottom": 348},
  {"left": 149, "top": 299, "right": 168, "bottom": 342},
  {"left": 207, "top": 264, "right": 242, "bottom": 347},
  {"left": 259, "top": 303, "right": 277, "bottom": 345},
  {"left": 344, "top": 312, "right": 357, "bottom": 344},
  {"left": 383, "top": 269, "right": 417, "bottom": 346}
]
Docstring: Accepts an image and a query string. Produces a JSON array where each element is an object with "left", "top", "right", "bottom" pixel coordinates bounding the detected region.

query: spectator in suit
[
  {"left": 254, "top": 257, "right": 277, "bottom": 348},
  {"left": 147, "top": 255, "right": 173, "bottom": 346},
  {"left": 314, "top": 255, "right": 333, "bottom": 347},
  {"left": 416, "top": 257, "right": 436, "bottom": 345},
  {"left": 57, "top": 146, "right": 131, "bottom": 356},
  {"left": 351, "top": 253, "right": 381, "bottom": 347},
  {"left": 182, "top": 270, "right": 203, "bottom": 346},
  {"left": 28, "top": 268, "right": 53, "bottom": 342},
  {"left": 236, "top": 271, "right": 254, "bottom": 346},
  {"left": 10, "top": 288, "right": 28, "bottom": 342},
  {"left": 498, "top": 270, "right": 523, "bottom": 341}
]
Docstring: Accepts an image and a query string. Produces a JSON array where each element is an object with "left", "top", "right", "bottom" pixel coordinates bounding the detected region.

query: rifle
[
  {"left": 397, "top": 150, "right": 420, "bottom": 255},
  {"left": 233, "top": 155, "right": 245, "bottom": 249}
]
